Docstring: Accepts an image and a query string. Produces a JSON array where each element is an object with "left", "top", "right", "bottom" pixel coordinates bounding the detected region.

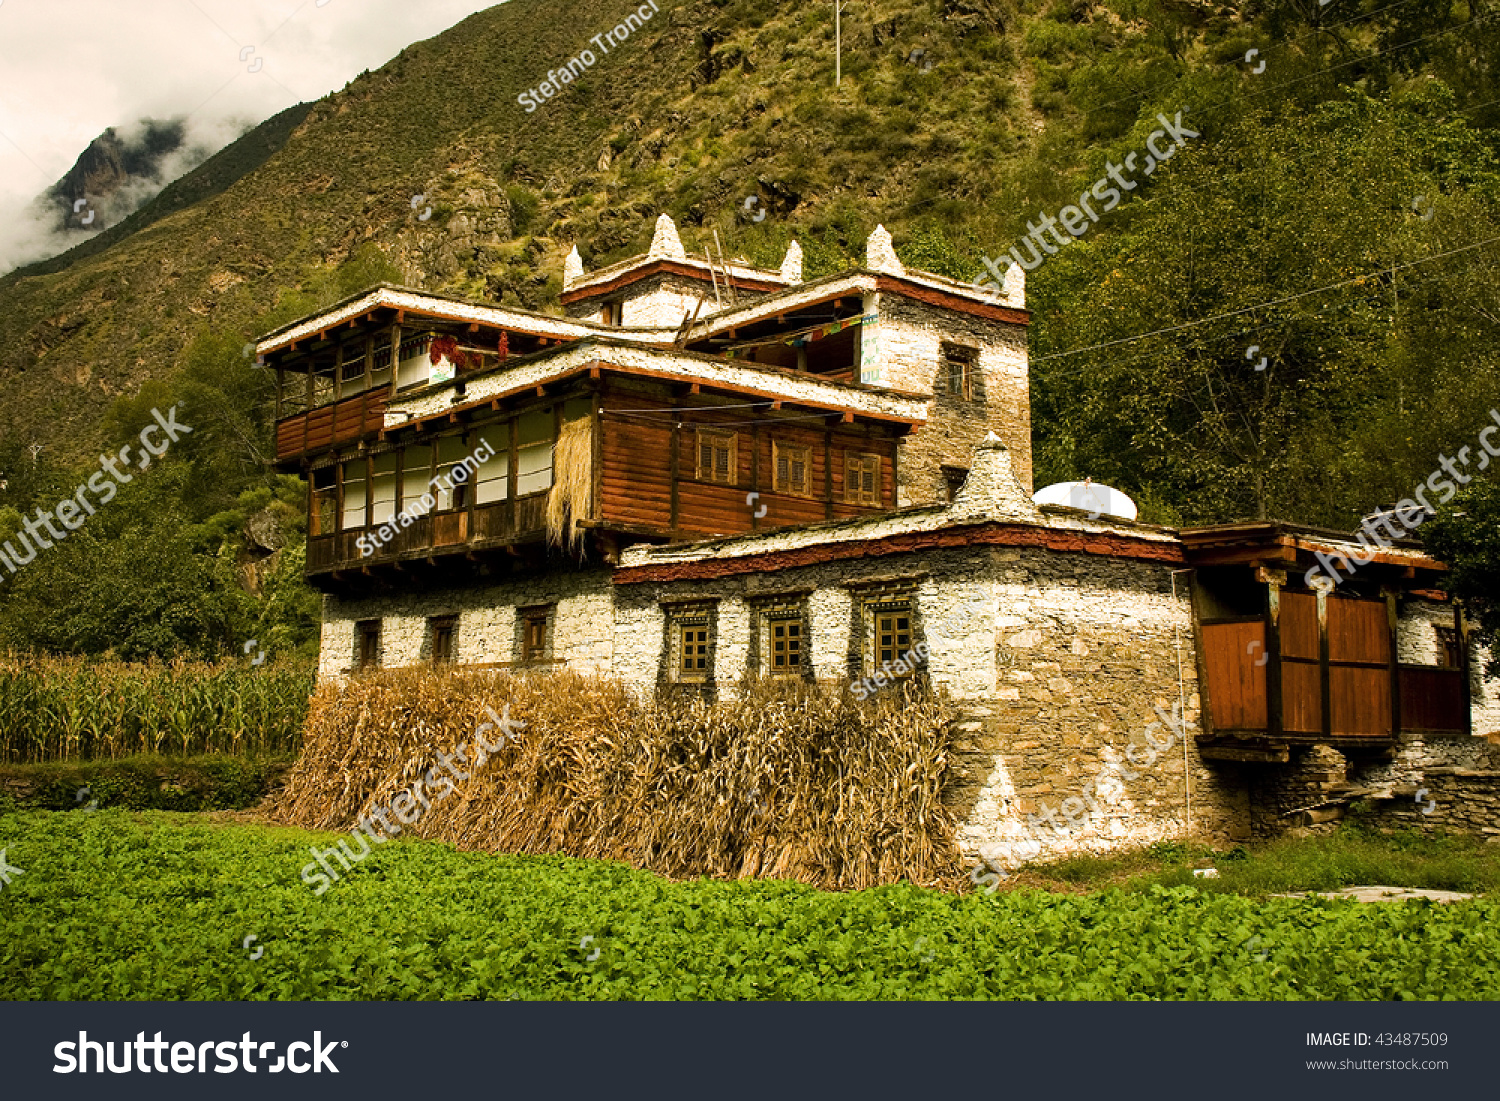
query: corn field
[
  {"left": 274, "top": 667, "right": 963, "bottom": 891},
  {"left": 0, "top": 655, "right": 316, "bottom": 762}
]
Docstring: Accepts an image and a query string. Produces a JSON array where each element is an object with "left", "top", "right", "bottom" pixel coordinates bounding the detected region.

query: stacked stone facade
[{"left": 867, "top": 292, "right": 1032, "bottom": 504}]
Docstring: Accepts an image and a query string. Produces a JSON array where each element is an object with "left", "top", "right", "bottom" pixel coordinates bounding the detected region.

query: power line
[{"left": 1029, "top": 234, "right": 1500, "bottom": 366}]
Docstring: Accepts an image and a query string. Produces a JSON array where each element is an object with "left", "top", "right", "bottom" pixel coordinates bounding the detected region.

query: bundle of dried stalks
[
  {"left": 545, "top": 417, "right": 592, "bottom": 552},
  {"left": 272, "top": 669, "right": 962, "bottom": 890}
]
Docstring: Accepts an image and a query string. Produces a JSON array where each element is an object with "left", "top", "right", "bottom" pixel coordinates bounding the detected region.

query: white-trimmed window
[
  {"left": 340, "top": 457, "right": 367, "bottom": 530},
  {"left": 434, "top": 436, "right": 470, "bottom": 511},
  {"left": 371, "top": 452, "right": 398, "bottom": 525},
  {"left": 401, "top": 445, "right": 432, "bottom": 514}
]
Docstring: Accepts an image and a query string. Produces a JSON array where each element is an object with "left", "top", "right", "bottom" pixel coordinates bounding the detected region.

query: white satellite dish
[{"left": 1032, "top": 480, "right": 1138, "bottom": 521}]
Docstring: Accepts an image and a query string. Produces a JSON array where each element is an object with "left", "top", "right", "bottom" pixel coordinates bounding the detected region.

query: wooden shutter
[
  {"left": 774, "top": 441, "right": 811, "bottom": 496},
  {"left": 845, "top": 452, "right": 880, "bottom": 506},
  {"left": 696, "top": 430, "right": 736, "bottom": 485}
]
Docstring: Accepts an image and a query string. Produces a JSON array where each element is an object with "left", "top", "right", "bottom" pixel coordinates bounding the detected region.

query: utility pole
[{"left": 835, "top": 0, "right": 844, "bottom": 86}]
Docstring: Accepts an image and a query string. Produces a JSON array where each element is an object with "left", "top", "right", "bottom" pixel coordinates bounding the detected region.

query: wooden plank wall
[
  {"left": 275, "top": 391, "right": 387, "bottom": 461},
  {"left": 1328, "top": 597, "right": 1391, "bottom": 736},
  {"left": 1201, "top": 621, "right": 1268, "bottom": 731},
  {"left": 1400, "top": 667, "right": 1466, "bottom": 732},
  {"left": 1280, "top": 592, "right": 1321, "bottom": 733},
  {"left": 597, "top": 388, "right": 898, "bottom": 538}
]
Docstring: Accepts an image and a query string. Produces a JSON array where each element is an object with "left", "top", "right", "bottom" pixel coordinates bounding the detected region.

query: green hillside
[{"left": 0, "top": 0, "right": 1496, "bottom": 659}]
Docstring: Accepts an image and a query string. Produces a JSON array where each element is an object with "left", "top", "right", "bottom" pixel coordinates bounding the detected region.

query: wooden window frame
[
  {"left": 844, "top": 451, "right": 881, "bottom": 507},
  {"left": 873, "top": 604, "right": 915, "bottom": 675},
  {"left": 696, "top": 429, "right": 737, "bottom": 486},
  {"left": 520, "top": 605, "right": 552, "bottom": 663},
  {"left": 773, "top": 439, "right": 812, "bottom": 497},
  {"left": 678, "top": 621, "right": 712, "bottom": 682},
  {"left": 765, "top": 611, "right": 804, "bottom": 674},
  {"left": 310, "top": 465, "right": 338, "bottom": 536},
  {"left": 664, "top": 603, "right": 715, "bottom": 684},
  {"left": 1435, "top": 625, "right": 1461, "bottom": 669},
  {"left": 428, "top": 615, "right": 457, "bottom": 665},
  {"left": 356, "top": 619, "right": 381, "bottom": 671},
  {"left": 940, "top": 341, "right": 978, "bottom": 401}
]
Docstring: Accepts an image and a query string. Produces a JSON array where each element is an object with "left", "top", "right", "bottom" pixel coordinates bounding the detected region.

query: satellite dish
[{"left": 1032, "top": 480, "right": 1138, "bottom": 521}]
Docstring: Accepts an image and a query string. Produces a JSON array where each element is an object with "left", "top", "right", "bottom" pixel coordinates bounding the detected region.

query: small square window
[
  {"left": 680, "top": 623, "right": 711, "bottom": 680},
  {"left": 356, "top": 619, "right": 381, "bottom": 671},
  {"left": 696, "top": 430, "right": 737, "bottom": 486},
  {"left": 854, "top": 587, "right": 921, "bottom": 680},
  {"left": 768, "top": 616, "right": 802, "bottom": 672},
  {"left": 844, "top": 451, "right": 880, "bottom": 507},
  {"left": 774, "top": 440, "right": 811, "bottom": 497},
  {"left": 665, "top": 604, "right": 714, "bottom": 684},
  {"left": 876, "top": 610, "right": 912, "bottom": 667},
  {"left": 942, "top": 465, "right": 969, "bottom": 503}
]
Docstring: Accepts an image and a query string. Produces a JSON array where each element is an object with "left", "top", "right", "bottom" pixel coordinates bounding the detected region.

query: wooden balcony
[{"left": 307, "top": 494, "right": 549, "bottom": 577}]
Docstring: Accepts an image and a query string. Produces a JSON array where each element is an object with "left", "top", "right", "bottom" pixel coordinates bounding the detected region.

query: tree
[{"left": 1418, "top": 475, "right": 1500, "bottom": 678}]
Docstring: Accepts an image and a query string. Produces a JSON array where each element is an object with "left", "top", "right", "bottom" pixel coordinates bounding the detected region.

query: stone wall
[
  {"left": 944, "top": 546, "right": 1247, "bottom": 870},
  {"left": 867, "top": 292, "right": 1032, "bottom": 504},
  {"left": 317, "top": 568, "right": 614, "bottom": 679},
  {"left": 1246, "top": 745, "right": 1352, "bottom": 839},
  {"left": 1347, "top": 732, "right": 1500, "bottom": 840}
]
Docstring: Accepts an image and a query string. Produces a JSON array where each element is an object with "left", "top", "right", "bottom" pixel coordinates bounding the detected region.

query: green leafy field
[{"left": 3, "top": 812, "right": 1497, "bottom": 1001}]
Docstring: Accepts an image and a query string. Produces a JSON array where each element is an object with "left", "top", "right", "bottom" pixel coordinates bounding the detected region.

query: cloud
[{"left": 0, "top": 0, "right": 503, "bottom": 273}]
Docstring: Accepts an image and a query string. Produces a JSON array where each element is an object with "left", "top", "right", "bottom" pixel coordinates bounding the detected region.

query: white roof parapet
[
  {"left": 866, "top": 224, "right": 905, "bottom": 276},
  {"left": 255, "top": 286, "right": 679, "bottom": 355},
  {"left": 563, "top": 245, "right": 585, "bottom": 291},
  {"left": 780, "top": 240, "right": 804, "bottom": 283},
  {"left": 387, "top": 341, "right": 931, "bottom": 425},
  {"left": 647, "top": 213, "right": 687, "bottom": 261}
]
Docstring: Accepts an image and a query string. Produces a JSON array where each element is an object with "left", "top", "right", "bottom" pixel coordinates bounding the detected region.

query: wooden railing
[{"left": 307, "top": 495, "right": 548, "bottom": 573}]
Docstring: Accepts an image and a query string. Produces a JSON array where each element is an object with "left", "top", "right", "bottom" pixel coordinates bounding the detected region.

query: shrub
[{"left": 0, "top": 755, "right": 293, "bottom": 813}]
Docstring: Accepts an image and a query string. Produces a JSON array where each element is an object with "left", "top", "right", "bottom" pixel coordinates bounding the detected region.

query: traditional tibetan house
[{"left": 261, "top": 215, "right": 1498, "bottom": 866}]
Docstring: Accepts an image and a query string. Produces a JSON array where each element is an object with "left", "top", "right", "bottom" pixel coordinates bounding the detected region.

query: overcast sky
[{"left": 0, "top": 0, "right": 503, "bottom": 270}]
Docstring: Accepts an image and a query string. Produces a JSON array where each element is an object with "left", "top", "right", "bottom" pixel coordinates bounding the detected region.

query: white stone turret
[
  {"left": 647, "top": 213, "right": 687, "bottom": 261},
  {"left": 780, "top": 240, "right": 804, "bottom": 283},
  {"left": 865, "top": 224, "right": 904, "bottom": 276},
  {"left": 563, "top": 245, "right": 584, "bottom": 291}
]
